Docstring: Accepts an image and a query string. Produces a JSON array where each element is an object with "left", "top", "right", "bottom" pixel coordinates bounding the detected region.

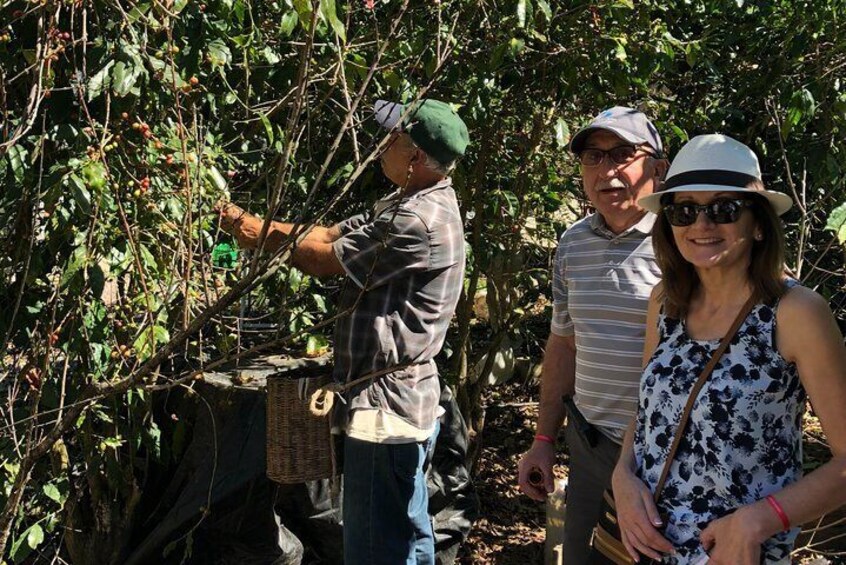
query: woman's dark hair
[{"left": 652, "top": 189, "right": 786, "bottom": 318}]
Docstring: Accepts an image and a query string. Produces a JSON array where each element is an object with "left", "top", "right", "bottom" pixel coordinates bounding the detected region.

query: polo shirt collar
[{"left": 590, "top": 211, "right": 656, "bottom": 238}]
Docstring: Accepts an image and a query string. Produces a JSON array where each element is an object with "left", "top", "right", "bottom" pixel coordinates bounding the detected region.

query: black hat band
[{"left": 663, "top": 169, "right": 760, "bottom": 191}]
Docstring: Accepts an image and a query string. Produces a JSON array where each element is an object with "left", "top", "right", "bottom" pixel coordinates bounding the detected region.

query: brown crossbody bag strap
[{"left": 651, "top": 293, "right": 758, "bottom": 502}]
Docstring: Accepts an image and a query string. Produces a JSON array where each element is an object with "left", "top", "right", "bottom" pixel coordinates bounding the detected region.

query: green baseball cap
[{"left": 374, "top": 99, "right": 469, "bottom": 166}]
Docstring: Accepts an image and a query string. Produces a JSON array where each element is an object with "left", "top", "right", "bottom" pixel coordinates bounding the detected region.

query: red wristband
[
  {"left": 534, "top": 434, "right": 554, "bottom": 445},
  {"left": 765, "top": 495, "right": 790, "bottom": 531}
]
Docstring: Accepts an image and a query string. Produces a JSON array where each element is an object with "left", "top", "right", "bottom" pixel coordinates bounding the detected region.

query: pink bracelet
[
  {"left": 534, "top": 434, "right": 555, "bottom": 445},
  {"left": 765, "top": 495, "right": 790, "bottom": 531}
]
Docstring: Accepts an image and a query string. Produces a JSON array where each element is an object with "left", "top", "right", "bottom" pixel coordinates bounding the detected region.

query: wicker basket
[{"left": 266, "top": 372, "right": 336, "bottom": 483}]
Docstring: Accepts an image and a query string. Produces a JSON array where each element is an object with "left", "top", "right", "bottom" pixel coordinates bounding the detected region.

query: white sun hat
[{"left": 638, "top": 134, "right": 793, "bottom": 216}]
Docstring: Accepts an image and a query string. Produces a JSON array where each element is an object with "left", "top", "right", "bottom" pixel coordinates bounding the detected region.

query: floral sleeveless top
[{"left": 633, "top": 282, "right": 805, "bottom": 564}]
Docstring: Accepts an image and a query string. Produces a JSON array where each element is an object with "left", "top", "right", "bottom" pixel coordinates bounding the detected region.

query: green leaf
[
  {"left": 90, "top": 262, "right": 106, "bottom": 299},
  {"left": 82, "top": 160, "right": 107, "bottom": 191},
  {"left": 501, "top": 190, "right": 519, "bottom": 216},
  {"left": 100, "top": 436, "right": 124, "bottom": 450},
  {"left": 517, "top": 0, "right": 528, "bottom": 27},
  {"left": 279, "top": 11, "right": 299, "bottom": 37},
  {"left": 61, "top": 245, "right": 88, "bottom": 287},
  {"left": 320, "top": 0, "right": 346, "bottom": 42},
  {"left": 614, "top": 41, "right": 628, "bottom": 62},
  {"left": 554, "top": 118, "right": 570, "bottom": 148},
  {"left": 9, "top": 529, "right": 28, "bottom": 562},
  {"left": 7, "top": 144, "right": 28, "bottom": 183},
  {"left": 69, "top": 173, "right": 92, "bottom": 214},
  {"left": 207, "top": 40, "right": 232, "bottom": 68},
  {"left": 43, "top": 483, "right": 62, "bottom": 503},
  {"left": 144, "top": 422, "right": 162, "bottom": 461},
  {"left": 306, "top": 334, "right": 329, "bottom": 357},
  {"left": 535, "top": 0, "right": 551, "bottom": 21},
  {"left": 93, "top": 406, "right": 114, "bottom": 424},
  {"left": 287, "top": 267, "right": 304, "bottom": 292},
  {"left": 138, "top": 245, "right": 157, "bottom": 271},
  {"left": 259, "top": 113, "right": 274, "bottom": 144},
  {"left": 10, "top": 522, "right": 45, "bottom": 562},
  {"left": 172, "top": 0, "right": 189, "bottom": 13},
  {"left": 798, "top": 88, "right": 816, "bottom": 114},
  {"left": 203, "top": 165, "right": 229, "bottom": 194},
  {"left": 508, "top": 37, "right": 526, "bottom": 58},
  {"left": 670, "top": 124, "right": 689, "bottom": 142},
  {"left": 685, "top": 43, "right": 698, "bottom": 67},
  {"left": 490, "top": 43, "right": 508, "bottom": 69},
  {"left": 263, "top": 46, "right": 281, "bottom": 64},
  {"left": 783, "top": 88, "right": 816, "bottom": 139},
  {"left": 826, "top": 202, "right": 846, "bottom": 244},
  {"left": 27, "top": 524, "right": 44, "bottom": 551},
  {"left": 614, "top": 0, "right": 634, "bottom": 8},
  {"left": 292, "top": 0, "right": 313, "bottom": 28},
  {"left": 88, "top": 60, "right": 115, "bottom": 101},
  {"left": 327, "top": 162, "right": 354, "bottom": 187},
  {"left": 25, "top": 302, "right": 44, "bottom": 314},
  {"left": 134, "top": 324, "right": 170, "bottom": 359},
  {"left": 127, "top": 2, "right": 151, "bottom": 22},
  {"left": 233, "top": 0, "right": 247, "bottom": 23},
  {"left": 83, "top": 300, "right": 106, "bottom": 330},
  {"left": 111, "top": 60, "right": 142, "bottom": 97}
]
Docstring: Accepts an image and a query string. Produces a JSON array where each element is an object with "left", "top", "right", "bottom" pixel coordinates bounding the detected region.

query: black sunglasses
[
  {"left": 662, "top": 198, "right": 753, "bottom": 227},
  {"left": 578, "top": 145, "right": 655, "bottom": 167}
]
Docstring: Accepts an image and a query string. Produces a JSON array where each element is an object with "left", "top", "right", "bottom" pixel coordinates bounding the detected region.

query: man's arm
[
  {"left": 535, "top": 332, "right": 576, "bottom": 438},
  {"left": 217, "top": 203, "right": 345, "bottom": 277},
  {"left": 517, "top": 331, "right": 576, "bottom": 500}
]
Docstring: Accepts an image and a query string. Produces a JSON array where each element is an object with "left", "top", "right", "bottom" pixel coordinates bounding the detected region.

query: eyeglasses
[
  {"left": 662, "top": 198, "right": 753, "bottom": 227},
  {"left": 578, "top": 145, "right": 654, "bottom": 167}
]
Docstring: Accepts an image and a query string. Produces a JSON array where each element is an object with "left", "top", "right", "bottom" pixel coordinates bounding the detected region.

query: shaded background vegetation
[{"left": 0, "top": 0, "right": 844, "bottom": 562}]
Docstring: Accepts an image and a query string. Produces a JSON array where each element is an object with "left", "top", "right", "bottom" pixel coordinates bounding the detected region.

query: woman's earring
[{"left": 754, "top": 233, "right": 763, "bottom": 241}]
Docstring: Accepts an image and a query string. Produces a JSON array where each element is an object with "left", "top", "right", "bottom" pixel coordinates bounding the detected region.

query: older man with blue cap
[
  {"left": 219, "top": 97, "right": 469, "bottom": 564},
  {"left": 517, "top": 106, "right": 668, "bottom": 563}
]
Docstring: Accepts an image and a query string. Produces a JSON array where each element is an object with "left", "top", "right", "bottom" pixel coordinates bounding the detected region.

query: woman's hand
[
  {"left": 700, "top": 506, "right": 768, "bottom": 565},
  {"left": 611, "top": 466, "right": 675, "bottom": 561}
]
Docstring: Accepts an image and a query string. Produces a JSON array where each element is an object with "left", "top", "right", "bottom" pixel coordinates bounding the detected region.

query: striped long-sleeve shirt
[{"left": 551, "top": 212, "right": 660, "bottom": 442}]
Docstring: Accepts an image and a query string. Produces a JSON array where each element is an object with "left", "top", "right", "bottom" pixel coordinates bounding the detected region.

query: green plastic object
[{"left": 212, "top": 242, "right": 239, "bottom": 269}]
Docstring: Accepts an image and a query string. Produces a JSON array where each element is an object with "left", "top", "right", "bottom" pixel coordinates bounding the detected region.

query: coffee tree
[
  {"left": 0, "top": 0, "right": 471, "bottom": 561},
  {"left": 0, "top": 0, "right": 843, "bottom": 562}
]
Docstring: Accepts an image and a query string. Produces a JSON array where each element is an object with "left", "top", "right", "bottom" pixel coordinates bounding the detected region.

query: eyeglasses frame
[{"left": 577, "top": 144, "right": 658, "bottom": 168}]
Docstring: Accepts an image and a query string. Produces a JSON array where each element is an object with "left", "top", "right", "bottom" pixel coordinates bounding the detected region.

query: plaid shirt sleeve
[
  {"left": 332, "top": 208, "right": 430, "bottom": 289},
  {"left": 335, "top": 213, "right": 368, "bottom": 235},
  {"left": 550, "top": 233, "right": 575, "bottom": 337}
]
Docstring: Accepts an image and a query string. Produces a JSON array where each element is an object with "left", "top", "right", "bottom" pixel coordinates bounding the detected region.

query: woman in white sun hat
[{"left": 610, "top": 134, "right": 846, "bottom": 564}]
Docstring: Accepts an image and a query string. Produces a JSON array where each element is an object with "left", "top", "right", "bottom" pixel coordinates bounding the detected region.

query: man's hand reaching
[{"left": 215, "top": 201, "right": 260, "bottom": 249}]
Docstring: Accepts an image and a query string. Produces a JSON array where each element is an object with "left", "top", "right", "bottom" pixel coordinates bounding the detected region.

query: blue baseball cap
[{"left": 569, "top": 106, "right": 663, "bottom": 156}]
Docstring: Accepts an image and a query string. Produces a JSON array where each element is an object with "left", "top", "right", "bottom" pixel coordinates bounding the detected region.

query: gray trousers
[{"left": 562, "top": 417, "right": 622, "bottom": 564}]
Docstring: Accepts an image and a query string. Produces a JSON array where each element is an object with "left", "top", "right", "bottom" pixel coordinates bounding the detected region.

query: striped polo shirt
[{"left": 551, "top": 212, "right": 660, "bottom": 442}]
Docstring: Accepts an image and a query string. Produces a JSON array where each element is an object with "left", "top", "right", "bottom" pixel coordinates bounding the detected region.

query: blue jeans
[{"left": 342, "top": 422, "right": 439, "bottom": 565}]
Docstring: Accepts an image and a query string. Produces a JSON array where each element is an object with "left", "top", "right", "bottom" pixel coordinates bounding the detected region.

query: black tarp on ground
[{"left": 124, "top": 372, "right": 478, "bottom": 565}]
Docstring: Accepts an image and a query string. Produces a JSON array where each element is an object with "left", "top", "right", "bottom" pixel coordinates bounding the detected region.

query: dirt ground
[{"left": 457, "top": 383, "right": 845, "bottom": 565}]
